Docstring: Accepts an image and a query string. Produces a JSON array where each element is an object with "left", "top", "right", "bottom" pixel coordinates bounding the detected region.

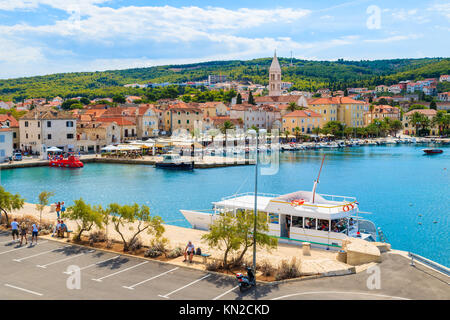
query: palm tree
[
  {"left": 283, "top": 130, "right": 290, "bottom": 143},
  {"left": 389, "top": 120, "right": 403, "bottom": 137},
  {"left": 312, "top": 127, "right": 321, "bottom": 136},
  {"left": 293, "top": 127, "right": 301, "bottom": 141},
  {"left": 220, "top": 120, "right": 235, "bottom": 140},
  {"left": 369, "top": 104, "right": 375, "bottom": 124},
  {"left": 432, "top": 111, "right": 449, "bottom": 136},
  {"left": 410, "top": 112, "right": 424, "bottom": 136},
  {"left": 287, "top": 102, "right": 298, "bottom": 112}
]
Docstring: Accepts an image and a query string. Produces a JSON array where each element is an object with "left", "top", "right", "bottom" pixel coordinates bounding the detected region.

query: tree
[
  {"left": 61, "top": 99, "right": 82, "bottom": 110},
  {"left": 410, "top": 112, "right": 425, "bottom": 136},
  {"left": 293, "top": 127, "right": 301, "bottom": 141},
  {"left": 322, "top": 121, "right": 344, "bottom": 138},
  {"left": 220, "top": 120, "right": 235, "bottom": 140},
  {"left": 389, "top": 120, "right": 403, "bottom": 137},
  {"left": 201, "top": 210, "right": 277, "bottom": 269},
  {"left": 63, "top": 199, "right": 103, "bottom": 242},
  {"left": 344, "top": 126, "right": 354, "bottom": 138},
  {"left": 430, "top": 100, "right": 437, "bottom": 110},
  {"left": 0, "top": 186, "right": 25, "bottom": 226},
  {"left": 79, "top": 97, "right": 91, "bottom": 105},
  {"left": 312, "top": 127, "right": 321, "bottom": 136},
  {"left": 432, "top": 110, "right": 449, "bottom": 136},
  {"left": 108, "top": 203, "right": 165, "bottom": 252},
  {"left": 236, "top": 93, "right": 242, "bottom": 104},
  {"left": 36, "top": 191, "right": 54, "bottom": 225},
  {"left": 287, "top": 102, "right": 298, "bottom": 112},
  {"left": 112, "top": 94, "right": 126, "bottom": 103},
  {"left": 248, "top": 91, "right": 255, "bottom": 105}
]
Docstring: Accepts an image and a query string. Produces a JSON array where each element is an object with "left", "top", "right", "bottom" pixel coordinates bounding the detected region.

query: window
[
  {"left": 47, "top": 134, "right": 51, "bottom": 139},
  {"left": 331, "top": 218, "right": 347, "bottom": 233},
  {"left": 38, "top": 134, "right": 40, "bottom": 139},
  {"left": 66, "top": 121, "right": 74, "bottom": 127},
  {"left": 67, "top": 134, "right": 74, "bottom": 139},
  {"left": 304, "top": 218, "right": 316, "bottom": 229},
  {"left": 25, "top": 121, "right": 29, "bottom": 127},
  {"left": 187, "top": 120, "right": 189, "bottom": 124},
  {"left": 317, "top": 219, "right": 329, "bottom": 231},
  {"left": 178, "top": 120, "right": 181, "bottom": 124},
  {"left": 38, "top": 122, "right": 40, "bottom": 127},
  {"left": 47, "top": 121, "right": 51, "bottom": 127},
  {"left": 0, "top": 135, "right": 4, "bottom": 143},
  {"left": 292, "top": 216, "right": 303, "bottom": 228},
  {"left": 13, "top": 132, "right": 16, "bottom": 139},
  {"left": 26, "top": 133, "right": 28, "bottom": 139},
  {"left": 324, "top": 110, "right": 326, "bottom": 114},
  {"left": 268, "top": 213, "right": 279, "bottom": 224}
]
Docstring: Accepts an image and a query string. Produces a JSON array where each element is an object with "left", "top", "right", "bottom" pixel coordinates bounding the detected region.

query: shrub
[
  {"left": 258, "top": 260, "right": 275, "bottom": 277},
  {"left": 89, "top": 231, "right": 107, "bottom": 243},
  {"left": 105, "top": 239, "right": 113, "bottom": 249},
  {"left": 167, "top": 247, "right": 183, "bottom": 259},
  {"left": 144, "top": 238, "right": 168, "bottom": 258},
  {"left": 128, "top": 237, "right": 142, "bottom": 253},
  {"left": 205, "top": 259, "right": 223, "bottom": 271},
  {"left": 275, "top": 258, "right": 301, "bottom": 281}
]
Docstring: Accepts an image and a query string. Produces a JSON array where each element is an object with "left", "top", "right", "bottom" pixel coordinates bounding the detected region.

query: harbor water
[{"left": 1, "top": 144, "right": 449, "bottom": 266}]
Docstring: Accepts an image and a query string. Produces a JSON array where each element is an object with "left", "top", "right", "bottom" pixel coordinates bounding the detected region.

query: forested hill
[{"left": 0, "top": 57, "right": 449, "bottom": 102}]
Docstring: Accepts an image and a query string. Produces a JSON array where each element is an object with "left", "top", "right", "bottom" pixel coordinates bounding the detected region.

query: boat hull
[
  {"left": 155, "top": 162, "right": 194, "bottom": 170},
  {"left": 423, "top": 149, "right": 443, "bottom": 154}
]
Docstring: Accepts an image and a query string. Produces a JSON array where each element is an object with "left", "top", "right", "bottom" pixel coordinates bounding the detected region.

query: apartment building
[
  {"left": 308, "top": 97, "right": 367, "bottom": 128},
  {"left": 19, "top": 106, "right": 77, "bottom": 153},
  {"left": 282, "top": 109, "right": 322, "bottom": 135}
]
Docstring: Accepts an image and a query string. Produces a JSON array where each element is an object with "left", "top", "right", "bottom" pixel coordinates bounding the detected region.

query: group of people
[
  {"left": 55, "top": 202, "right": 66, "bottom": 219},
  {"left": 52, "top": 220, "right": 68, "bottom": 238},
  {"left": 10, "top": 218, "right": 39, "bottom": 246}
]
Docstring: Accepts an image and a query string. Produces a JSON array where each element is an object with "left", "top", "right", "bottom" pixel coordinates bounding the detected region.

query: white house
[{"left": 0, "top": 128, "right": 13, "bottom": 162}]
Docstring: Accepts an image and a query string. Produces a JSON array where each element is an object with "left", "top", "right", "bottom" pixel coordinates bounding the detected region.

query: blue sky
[{"left": 0, "top": 0, "right": 449, "bottom": 79}]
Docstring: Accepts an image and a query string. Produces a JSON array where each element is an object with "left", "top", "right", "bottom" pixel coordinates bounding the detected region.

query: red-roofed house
[
  {"left": 364, "top": 105, "right": 400, "bottom": 125},
  {"left": 402, "top": 109, "right": 439, "bottom": 136},
  {"left": 308, "top": 97, "right": 367, "bottom": 127},
  {"left": 282, "top": 109, "right": 322, "bottom": 134},
  {"left": 229, "top": 104, "right": 281, "bottom": 130},
  {"left": 0, "top": 114, "right": 19, "bottom": 149}
]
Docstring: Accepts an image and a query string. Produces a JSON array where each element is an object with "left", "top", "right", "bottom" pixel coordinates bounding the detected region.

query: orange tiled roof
[
  {"left": 0, "top": 114, "right": 19, "bottom": 127},
  {"left": 283, "top": 109, "right": 321, "bottom": 118},
  {"left": 97, "top": 117, "right": 136, "bottom": 126}
]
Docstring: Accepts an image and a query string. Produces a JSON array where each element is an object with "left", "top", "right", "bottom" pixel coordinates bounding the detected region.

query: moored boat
[
  {"left": 49, "top": 155, "right": 84, "bottom": 168},
  {"left": 155, "top": 153, "right": 194, "bottom": 170},
  {"left": 423, "top": 148, "right": 443, "bottom": 154}
]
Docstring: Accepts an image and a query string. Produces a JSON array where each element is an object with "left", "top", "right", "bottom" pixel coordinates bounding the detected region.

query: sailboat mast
[{"left": 312, "top": 155, "right": 325, "bottom": 203}]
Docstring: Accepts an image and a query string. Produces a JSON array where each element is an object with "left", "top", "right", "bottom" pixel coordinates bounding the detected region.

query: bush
[
  {"left": 275, "top": 258, "right": 301, "bottom": 281},
  {"left": 258, "top": 260, "right": 275, "bottom": 277},
  {"left": 89, "top": 231, "right": 107, "bottom": 243},
  {"left": 205, "top": 259, "right": 223, "bottom": 271},
  {"left": 167, "top": 247, "right": 183, "bottom": 259},
  {"left": 128, "top": 238, "right": 142, "bottom": 253},
  {"left": 144, "top": 239, "right": 168, "bottom": 258},
  {"left": 105, "top": 239, "right": 113, "bottom": 249}
]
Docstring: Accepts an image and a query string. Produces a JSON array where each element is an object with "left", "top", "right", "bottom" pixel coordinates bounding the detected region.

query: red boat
[
  {"left": 423, "top": 149, "right": 443, "bottom": 155},
  {"left": 49, "top": 155, "right": 84, "bottom": 168}
]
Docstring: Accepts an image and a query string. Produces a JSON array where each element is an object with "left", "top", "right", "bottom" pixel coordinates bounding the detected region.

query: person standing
[
  {"left": 60, "top": 202, "right": 66, "bottom": 217},
  {"left": 11, "top": 218, "right": 19, "bottom": 242},
  {"left": 56, "top": 202, "right": 61, "bottom": 219},
  {"left": 31, "top": 223, "right": 39, "bottom": 245},
  {"left": 19, "top": 222, "right": 28, "bottom": 246}
]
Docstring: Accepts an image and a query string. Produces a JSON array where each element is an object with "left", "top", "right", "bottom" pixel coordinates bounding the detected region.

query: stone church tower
[{"left": 269, "top": 51, "right": 282, "bottom": 96}]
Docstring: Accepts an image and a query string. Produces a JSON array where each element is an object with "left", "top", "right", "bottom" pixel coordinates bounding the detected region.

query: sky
[{"left": 0, "top": 0, "right": 449, "bottom": 79}]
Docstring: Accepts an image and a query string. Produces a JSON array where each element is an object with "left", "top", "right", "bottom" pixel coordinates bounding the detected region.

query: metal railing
[{"left": 408, "top": 252, "right": 450, "bottom": 277}]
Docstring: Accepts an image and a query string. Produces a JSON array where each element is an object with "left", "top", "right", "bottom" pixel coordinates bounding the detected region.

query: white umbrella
[
  {"left": 101, "top": 145, "right": 119, "bottom": 151},
  {"left": 47, "top": 146, "right": 62, "bottom": 152}
]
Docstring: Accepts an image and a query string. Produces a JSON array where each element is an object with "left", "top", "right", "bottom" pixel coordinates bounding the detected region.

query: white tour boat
[{"left": 180, "top": 189, "right": 377, "bottom": 249}]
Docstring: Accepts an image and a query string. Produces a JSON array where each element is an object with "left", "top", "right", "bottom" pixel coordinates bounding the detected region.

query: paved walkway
[{"left": 0, "top": 232, "right": 448, "bottom": 300}]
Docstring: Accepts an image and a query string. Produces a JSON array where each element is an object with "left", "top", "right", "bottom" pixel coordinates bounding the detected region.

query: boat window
[
  {"left": 268, "top": 213, "right": 279, "bottom": 224},
  {"left": 317, "top": 219, "right": 329, "bottom": 231},
  {"left": 292, "top": 216, "right": 303, "bottom": 228},
  {"left": 304, "top": 218, "right": 316, "bottom": 229},
  {"left": 331, "top": 218, "right": 347, "bottom": 233}
]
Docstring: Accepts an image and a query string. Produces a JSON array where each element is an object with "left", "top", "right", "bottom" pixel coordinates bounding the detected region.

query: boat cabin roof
[{"left": 212, "top": 190, "right": 357, "bottom": 219}]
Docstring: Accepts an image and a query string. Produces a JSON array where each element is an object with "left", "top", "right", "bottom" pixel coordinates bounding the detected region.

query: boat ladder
[{"left": 377, "top": 227, "right": 389, "bottom": 243}]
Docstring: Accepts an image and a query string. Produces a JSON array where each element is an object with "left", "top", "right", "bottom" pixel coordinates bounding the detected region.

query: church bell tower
[{"left": 269, "top": 51, "right": 282, "bottom": 96}]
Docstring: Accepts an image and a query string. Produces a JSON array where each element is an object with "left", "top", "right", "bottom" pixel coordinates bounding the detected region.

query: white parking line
[
  {"left": 36, "top": 250, "right": 95, "bottom": 268},
  {"left": 122, "top": 267, "right": 179, "bottom": 290},
  {"left": 13, "top": 245, "right": 71, "bottom": 262},
  {"left": 0, "top": 241, "right": 48, "bottom": 255},
  {"left": 271, "top": 291, "right": 410, "bottom": 300},
  {"left": 4, "top": 284, "right": 43, "bottom": 297},
  {"left": 63, "top": 255, "right": 120, "bottom": 274},
  {"left": 212, "top": 286, "right": 239, "bottom": 300},
  {"left": 158, "top": 274, "right": 211, "bottom": 299},
  {"left": 92, "top": 261, "right": 149, "bottom": 282}
]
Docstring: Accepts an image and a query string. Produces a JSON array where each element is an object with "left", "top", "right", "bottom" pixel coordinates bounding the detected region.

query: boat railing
[
  {"left": 221, "top": 192, "right": 280, "bottom": 201},
  {"left": 319, "top": 193, "right": 356, "bottom": 203}
]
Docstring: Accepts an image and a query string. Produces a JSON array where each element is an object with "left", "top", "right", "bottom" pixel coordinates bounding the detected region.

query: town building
[
  {"left": 208, "top": 75, "right": 228, "bottom": 85},
  {"left": 282, "top": 109, "right": 322, "bottom": 135},
  {"left": 438, "top": 92, "right": 450, "bottom": 102},
  {"left": 163, "top": 105, "right": 203, "bottom": 133},
  {"left": 229, "top": 104, "right": 281, "bottom": 130},
  {"left": 0, "top": 114, "right": 19, "bottom": 149},
  {"left": 19, "top": 106, "right": 77, "bottom": 153},
  {"left": 402, "top": 109, "right": 439, "bottom": 136},
  {"left": 76, "top": 121, "right": 120, "bottom": 153},
  {"left": 0, "top": 128, "right": 13, "bottom": 162},
  {"left": 439, "top": 75, "right": 450, "bottom": 82},
  {"left": 268, "top": 52, "right": 282, "bottom": 96},
  {"left": 308, "top": 97, "right": 367, "bottom": 128},
  {"left": 364, "top": 105, "right": 400, "bottom": 125}
]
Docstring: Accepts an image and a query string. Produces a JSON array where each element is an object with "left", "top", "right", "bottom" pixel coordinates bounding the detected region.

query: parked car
[{"left": 13, "top": 153, "right": 22, "bottom": 161}]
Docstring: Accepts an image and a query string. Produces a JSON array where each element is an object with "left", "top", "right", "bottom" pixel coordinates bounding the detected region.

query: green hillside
[{"left": 0, "top": 57, "right": 449, "bottom": 102}]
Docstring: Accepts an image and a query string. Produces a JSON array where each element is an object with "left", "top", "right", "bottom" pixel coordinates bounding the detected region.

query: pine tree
[
  {"left": 236, "top": 93, "right": 242, "bottom": 104},
  {"left": 248, "top": 91, "right": 255, "bottom": 105}
]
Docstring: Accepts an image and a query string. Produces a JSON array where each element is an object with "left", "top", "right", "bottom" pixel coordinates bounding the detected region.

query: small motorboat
[
  {"left": 49, "top": 155, "right": 84, "bottom": 168},
  {"left": 155, "top": 153, "right": 194, "bottom": 170},
  {"left": 423, "top": 149, "right": 443, "bottom": 155}
]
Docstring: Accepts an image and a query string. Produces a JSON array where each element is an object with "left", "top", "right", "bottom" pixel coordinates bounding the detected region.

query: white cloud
[
  {"left": 427, "top": 3, "right": 450, "bottom": 19},
  {"left": 364, "top": 34, "right": 423, "bottom": 43}
]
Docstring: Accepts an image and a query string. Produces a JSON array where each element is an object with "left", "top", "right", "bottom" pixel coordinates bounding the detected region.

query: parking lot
[{"left": 0, "top": 231, "right": 448, "bottom": 300}]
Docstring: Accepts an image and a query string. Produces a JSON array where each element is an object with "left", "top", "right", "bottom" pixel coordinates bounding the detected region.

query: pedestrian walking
[
  {"left": 11, "top": 218, "right": 19, "bottom": 242},
  {"left": 56, "top": 202, "right": 61, "bottom": 219},
  {"left": 31, "top": 223, "right": 39, "bottom": 245},
  {"left": 19, "top": 222, "right": 28, "bottom": 246}
]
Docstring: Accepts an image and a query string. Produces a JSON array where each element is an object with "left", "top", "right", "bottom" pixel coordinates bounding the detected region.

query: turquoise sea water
[{"left": 0, "top": 144, "right": 449, "bottom": 266}]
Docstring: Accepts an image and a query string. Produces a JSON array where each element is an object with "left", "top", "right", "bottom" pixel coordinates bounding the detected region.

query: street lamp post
[{"left": 248, "top": 128, "right": 266, "bottom": 281}]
